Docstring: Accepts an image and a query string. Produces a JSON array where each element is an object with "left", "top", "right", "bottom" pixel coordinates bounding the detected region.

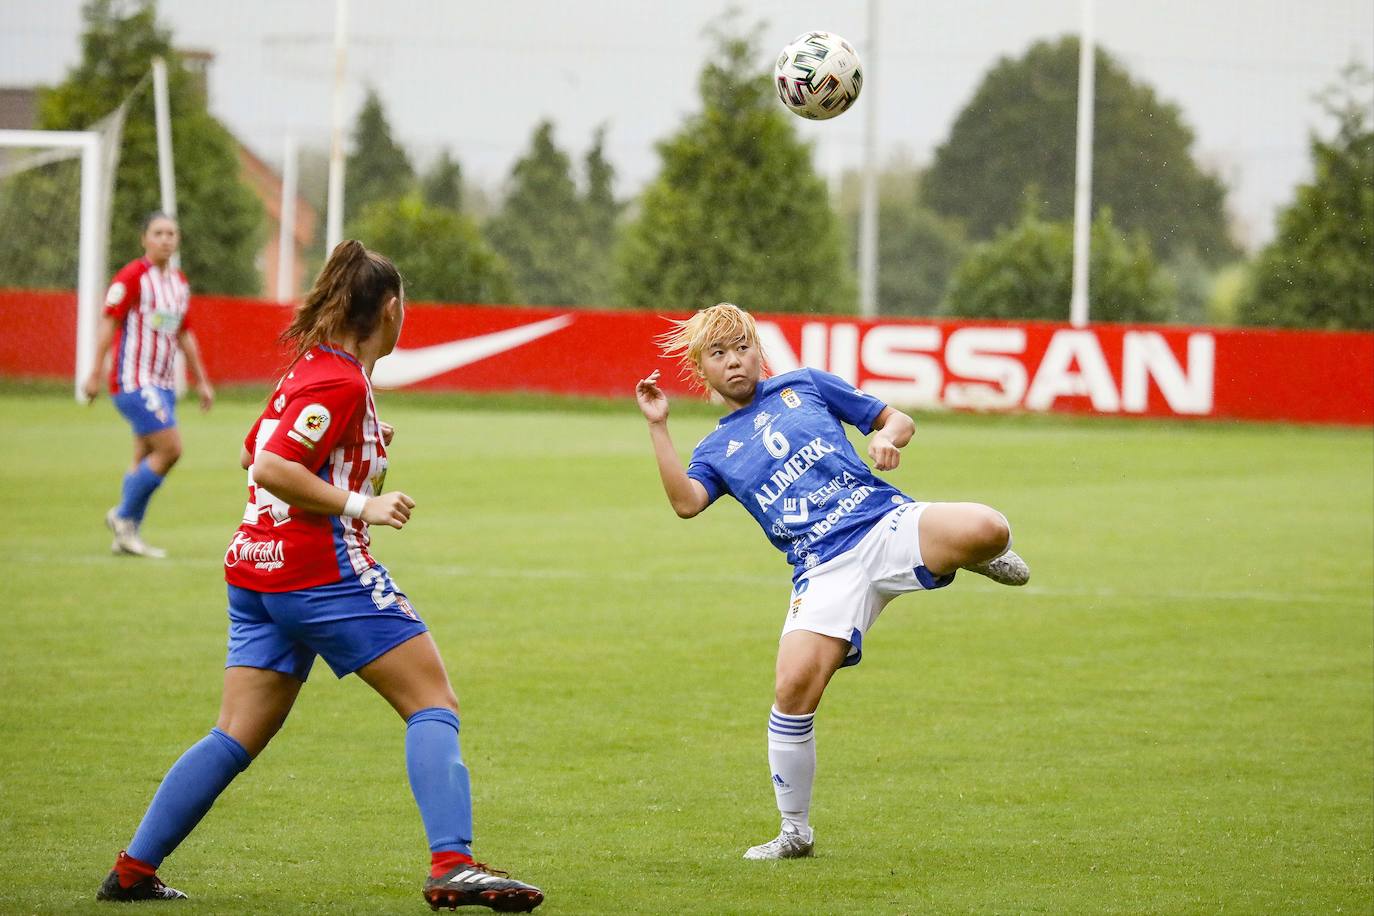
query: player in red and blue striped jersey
[
  {"left": 96, "top": 241, "right": 543, "bottom": 912},
  {"left": 635, "top": 303, "right": 1029, "bottom": 861},
  {"left": 82, "top": 212, "right": 214, "bottom": 558}
]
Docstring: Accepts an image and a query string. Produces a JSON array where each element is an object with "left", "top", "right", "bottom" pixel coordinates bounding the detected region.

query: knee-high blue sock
[
  {"left": 126, "top": 728, "right": 251, "bottom": 867},
  {"left": 405, "top": 707, "right": 472, "bottom": 855},
  {"left": 118, "top": 459, "right": 165, "bottom": 524}
]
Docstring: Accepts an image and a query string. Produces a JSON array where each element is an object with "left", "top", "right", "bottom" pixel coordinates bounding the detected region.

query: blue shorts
[
  {"left": 226, "top": 565, "right": 429, "bottom": 681},
  {"left": 113, "top": 386, "right": 177, "bottom": 436}
]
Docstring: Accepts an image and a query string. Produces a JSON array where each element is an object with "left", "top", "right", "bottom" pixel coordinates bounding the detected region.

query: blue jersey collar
[
  {"left": 318, "top": 344, "right": 362, "bottom": 368},
  {"left": 718, "top": 375, "right": 779, "bottom": 423}
]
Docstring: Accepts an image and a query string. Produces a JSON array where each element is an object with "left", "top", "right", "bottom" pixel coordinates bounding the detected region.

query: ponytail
[{"left": 282, "top": 240, "right": 402, "bottom": 357}]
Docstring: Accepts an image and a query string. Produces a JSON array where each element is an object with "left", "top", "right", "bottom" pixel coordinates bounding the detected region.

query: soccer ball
[{"left": 774, "top": 31, "right": 863, "bottom": 121}]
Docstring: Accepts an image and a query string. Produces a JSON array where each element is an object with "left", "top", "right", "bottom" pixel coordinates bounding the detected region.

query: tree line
[{"left": 4, "top": 2, "right": 1369, "bottom": 331}]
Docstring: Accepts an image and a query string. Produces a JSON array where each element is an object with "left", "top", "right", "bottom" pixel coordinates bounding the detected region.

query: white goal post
[{"left": 0, "top": 129, "right": 107, "bottom": 402}]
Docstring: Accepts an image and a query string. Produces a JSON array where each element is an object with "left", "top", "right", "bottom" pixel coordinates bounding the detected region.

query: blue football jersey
[{"left": 686, "top": 368, "right": 912, "bottom": 578}]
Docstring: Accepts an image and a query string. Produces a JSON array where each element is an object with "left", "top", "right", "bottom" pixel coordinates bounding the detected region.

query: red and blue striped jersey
[
  {"left": 104, "top": 257, "right": 191, "bottom": 393},
  {"left": 225, "top": 345, "right": 388, "bottom": 592}
]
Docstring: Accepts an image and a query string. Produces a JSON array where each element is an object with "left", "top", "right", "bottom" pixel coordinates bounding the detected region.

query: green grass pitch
[{"left": 1, "top": 389, "right": 1370, "bottom": 914}]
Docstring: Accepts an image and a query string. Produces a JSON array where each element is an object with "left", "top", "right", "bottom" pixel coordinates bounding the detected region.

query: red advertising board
[{"left": 2, "top": 288, "right": 1370, "bottom": 425}]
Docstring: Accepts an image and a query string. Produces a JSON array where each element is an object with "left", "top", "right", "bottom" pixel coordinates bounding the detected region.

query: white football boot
[
  {"left": 106, "top": 508, "right": 167, "bottom": 559},
  {"left": 962, "top": 548, "right": 1029, "bottom": 586},
  {"left": 743, "top": 825, "right": 814, "bottom": 860}
]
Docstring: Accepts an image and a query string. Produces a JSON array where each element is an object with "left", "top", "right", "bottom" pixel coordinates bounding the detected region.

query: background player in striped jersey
[
  {"left": 97, "top": 241, "right": 543, "bottom": 912},
  {"left": 82, "top": 212, "right": 214, "bottom": 558},
  {"left": 634, "top": 302, "right": 1030, "bottom": 860}
]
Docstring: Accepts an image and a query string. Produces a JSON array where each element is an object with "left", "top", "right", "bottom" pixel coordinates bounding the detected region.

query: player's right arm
[
  {"left": 252, "top": 377, "right": 414, "bottom": 529},
  {"left": 635, "top": 370, "right": 710, "bottom": 519},
  {"left": 81, "top": 315, "right": 119, "bottom": 402},
  {"left": 86, "top": 261, "right": 142, "bottom": 401},
  {"left": 252, "top": 452, "right": 414, "bottom": 529}
]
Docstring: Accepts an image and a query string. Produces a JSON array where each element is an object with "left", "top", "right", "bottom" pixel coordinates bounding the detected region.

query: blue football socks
[
  {"left": 405, "top": 707, "right": 473, "bottom": 855},
  {"left": 126, "top": 728, "right": 251, "bottom": 867},
  {"left": 117, "top": 459, "right": 165, "bottom": 524}
]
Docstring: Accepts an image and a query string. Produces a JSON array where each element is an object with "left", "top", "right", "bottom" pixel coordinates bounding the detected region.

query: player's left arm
[
  {"left": 81, "top": 315, "right": 120, "bottom": 403},
  {"left": 177, "top": 328, "right": 214, "bottom": 414},
  {"left": 867, "top": 406, "right": 915, "bottom": 471},
  {"left": 804, "top": 368, "right": 913, "bottom": 471},
  {"left": 176, "top": 327, "right": 215, "bottom": 412}
]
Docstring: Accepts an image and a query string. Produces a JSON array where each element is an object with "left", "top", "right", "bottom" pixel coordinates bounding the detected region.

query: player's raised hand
[
  {"left": 868, "top": 435, "right": 901, "bottom": 471},
  {"left": 379, "top": 421, "right": 395, "bottom": 446},
  {"left": 363, "top": 491, "right": 415, "bottom": 529},
  {"left": 635, "top": 370, "right": 670, "bottom": 424}
]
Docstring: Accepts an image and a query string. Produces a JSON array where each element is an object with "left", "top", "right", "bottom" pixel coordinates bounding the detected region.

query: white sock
[{"left": 767, "top": 706, "right": 816, "bottom": 839}]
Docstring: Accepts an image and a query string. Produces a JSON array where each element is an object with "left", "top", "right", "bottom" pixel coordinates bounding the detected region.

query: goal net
[{"left": 0, "top": 105, "right": 127, "bottom": 400}]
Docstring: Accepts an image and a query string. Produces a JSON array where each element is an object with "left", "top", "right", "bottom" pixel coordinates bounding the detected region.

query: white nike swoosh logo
[{"left": 370, "top": 314, "right": 575, "bottom": 388}]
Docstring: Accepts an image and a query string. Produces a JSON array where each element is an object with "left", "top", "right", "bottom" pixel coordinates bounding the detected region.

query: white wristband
[{"left": 342, "top": 491, "right": 366, "bottom": 519}]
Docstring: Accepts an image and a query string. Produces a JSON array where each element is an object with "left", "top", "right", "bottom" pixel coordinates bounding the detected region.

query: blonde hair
[{"left": 657, "top": 302, "right": 765, "bottom": 388}]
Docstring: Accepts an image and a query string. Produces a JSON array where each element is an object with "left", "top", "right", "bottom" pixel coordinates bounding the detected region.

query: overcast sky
[{"left": 3, "top": 0, "right": 1371, "bottom": 248}]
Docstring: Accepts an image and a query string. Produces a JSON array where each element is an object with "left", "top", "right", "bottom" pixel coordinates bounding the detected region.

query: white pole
[
  {"left": 325, "top": 0, "right": 348, "bottom": 253},
  {"left": 0, "top": 130, "right": 103, "bottom": 401},
  {"left": 0, "top": 129, "right": 105, "bottom": 401},
  {"left": 76, "top": 135, "right": 102, "bottom": 403},
  {"left": 277, "top": 134, "right": 298, "bottom": 302},
  {"left": 1068, "top": 0, "right": 1096, "bottom": 328},
  {"left": 151, "top": 56, "right": 188, "bottom": 393},
  {"left": 858, "top": 0, "right": 880, "bottom": 318},
  {"left": 151, "top": 57, "right": 179, "bottom": 268}
]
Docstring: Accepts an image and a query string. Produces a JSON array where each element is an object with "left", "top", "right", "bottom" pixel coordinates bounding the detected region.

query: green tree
[
  {"left": 925, "top": 36, "right": 1236, "bottom": 264},
  {"left": 837, "top": 160, "right": 968, "bottom": 316},
  {"left": 1, "top": 0, "right": 263, "bottom": 294},
  {"left": 345, "top": 88, "right": 415, "bottom": 224},
  {"left": 873, "top": 204, "right": 968, "bottom": 317},
  {"left": 351, "top": 194, "right": 514, "bottom": 304},
  {"left": 615, "top": 20, "right": 854, "bottom": 313},
  {"left": 1237, "top": 64, "right": 1374, "bottom": 330},
  {"left": 422, "top": 149, "right": 463, "bottom": 212},
  {"left": 942, "top": 206, "right": 1171, "bottom": 323},
  {"left": 485, "top": 120, "right": 590, "bottom": 306},
  {"left": 580, "top": 124, "right": 620, "bottom": 305}
]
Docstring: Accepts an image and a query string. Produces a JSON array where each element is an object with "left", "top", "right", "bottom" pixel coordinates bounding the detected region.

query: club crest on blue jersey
[{"left": 781, "top": 387, "right": 801, "bottom": 408}]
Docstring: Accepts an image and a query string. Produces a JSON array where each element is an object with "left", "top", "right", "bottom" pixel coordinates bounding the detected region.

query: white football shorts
[{"left": 781, "top": 501, "right": 954, "bottom": 668}]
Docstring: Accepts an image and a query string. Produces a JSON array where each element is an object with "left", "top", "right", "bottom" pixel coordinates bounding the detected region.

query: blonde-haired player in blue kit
[{"left": 634, "top": 302, "right": 1029, "bottom": 860}]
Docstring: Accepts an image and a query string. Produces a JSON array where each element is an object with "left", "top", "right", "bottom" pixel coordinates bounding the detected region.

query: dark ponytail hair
[
  {"left": 141, "top": 211, "right": 176, "bottom": 232},
  {"left": 281, "top": 240, "right": 402, "bottom": 356}
]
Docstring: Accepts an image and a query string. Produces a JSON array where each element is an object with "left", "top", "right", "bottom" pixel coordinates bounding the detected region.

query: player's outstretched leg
[
  {"left": 919, "top": 502, "right": 1030, "bottom": 587},
  {"left": 424, "top": 862, "right": 544, "bottom": 913},
  {"left": 963, "top": 547, "right": 1030, "bottom": 586},
  {"left": 356, "top": 637, "right": 544, "bottom": 911},
  {"left": 95, "top": 727, "right": 251, "bottom": 903},
  {"left": 96, "top": 852, "right": 188, "bottom": 901}
]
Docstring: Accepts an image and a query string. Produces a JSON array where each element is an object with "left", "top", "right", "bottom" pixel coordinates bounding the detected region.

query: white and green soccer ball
[{"left": 774, "top": 31, "right": 863, "bottom": 121}]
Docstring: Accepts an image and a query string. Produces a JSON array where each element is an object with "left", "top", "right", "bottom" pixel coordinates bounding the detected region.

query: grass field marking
[{"left": 13, "top": 551, "right": 1369, "bottom": 608}]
